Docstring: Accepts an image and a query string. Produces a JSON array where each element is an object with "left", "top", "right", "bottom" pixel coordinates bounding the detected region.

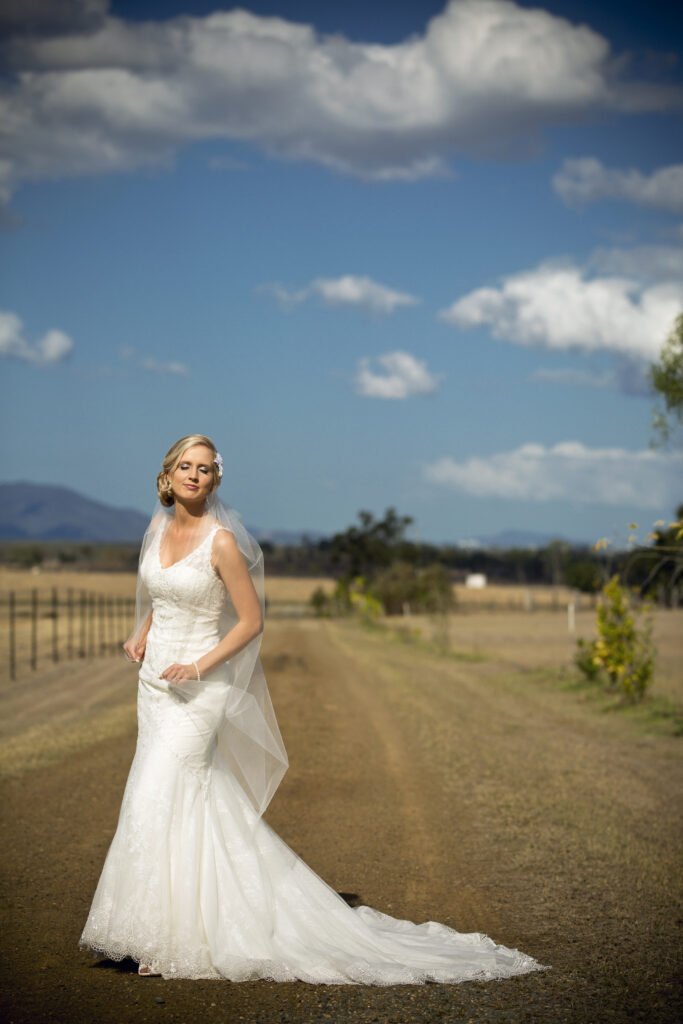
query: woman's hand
[
  {"left": 123, "top": 610, "right": 153, "bottom": 664},
  {"left": 123, "top": 639, "right": 146, "bottom": 663},
  {"left": 160, "top": 662, "right": 200, "bottom": 685}
]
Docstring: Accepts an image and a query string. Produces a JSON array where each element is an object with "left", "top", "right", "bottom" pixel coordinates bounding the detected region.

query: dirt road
[{"left": 1, "top": 618, "right": 681, "bottom": 1023}]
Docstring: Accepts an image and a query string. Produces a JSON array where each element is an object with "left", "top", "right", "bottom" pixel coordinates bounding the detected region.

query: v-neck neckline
[{"left": 157, "top": 518, "right": 217, "bottom": 571}]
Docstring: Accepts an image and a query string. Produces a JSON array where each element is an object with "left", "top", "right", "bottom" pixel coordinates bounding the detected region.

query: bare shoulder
[{"left": 212, "top": 526, "right": 241, "bottom": 561}]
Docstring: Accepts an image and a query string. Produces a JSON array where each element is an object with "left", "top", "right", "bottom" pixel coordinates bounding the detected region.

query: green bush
[
  {"left": 309, "top": 586, "right": 331, "bottom": 617},
  {"left": 372, "top": 561, "right": 453, "bottom": 616},
  {"left": 8, "top": 544, "right": 44, "bottom": 568},
  {"left": 573, "top": 637, "right": 602, "bottom": 681},
  {"left": 563, "top": 559, "right": 601, "bottom": 593},
  {"left": 574, "top": 574, "right": 654, "bottom": 702}
]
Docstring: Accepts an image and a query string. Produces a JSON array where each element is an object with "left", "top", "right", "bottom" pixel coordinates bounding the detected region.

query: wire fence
[{"left": 1, "top": 588, "right": 135, "bottom": 681}]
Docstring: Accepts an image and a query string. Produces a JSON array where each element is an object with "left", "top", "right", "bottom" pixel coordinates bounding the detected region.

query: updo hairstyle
[{"left": 156, "top": 434, "right": 221, "bottom": 507}]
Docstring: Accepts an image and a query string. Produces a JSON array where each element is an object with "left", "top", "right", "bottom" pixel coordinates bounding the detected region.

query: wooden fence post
[
  {"left": 9, "top": 591, "right": 16, "bottom": 681},
  {"left": 30, "top": 589, "right": 38, "bottom": 671},
  {"left": 79, "top": 590, "right": 86, "bottom": 658},
  {"left": 52, "top": 587, "right": 59, "bottom": 664},
  {"left": 67, "top": 588, "right": 74, "bottom": 660},
  {"left": 88, "top": 593, "right": 95, "bottom": 657},
  {"left": 98, "top": 595, "right": 105, "bottom": 655}
]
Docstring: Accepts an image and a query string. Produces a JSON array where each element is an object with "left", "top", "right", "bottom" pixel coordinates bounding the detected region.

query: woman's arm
[
  {"left": 160, "top": 529, "right": 263, "bottom": 685},
  {"left": 123, "top": 608, "right": 153, "bottom": 662}
]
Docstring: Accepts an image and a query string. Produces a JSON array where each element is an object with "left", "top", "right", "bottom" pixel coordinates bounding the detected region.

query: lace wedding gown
[{"left": 80, "top": 521, "right": 546, "bottom": 984}]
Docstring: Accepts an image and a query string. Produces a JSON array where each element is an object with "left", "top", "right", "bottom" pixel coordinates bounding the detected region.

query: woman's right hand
[{"left": 123, "top": 639, "right": 146, "bottom": 663}]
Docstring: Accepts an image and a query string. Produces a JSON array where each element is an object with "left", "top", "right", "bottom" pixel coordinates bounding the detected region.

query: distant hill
[
  {"left": 0, "top": 482, "right": 326, "bottom": 545},
  {"left": 0, "top": 482, "right": 586, "bottom": 549},
  {"left": 456, "top": 528, "right": 589, "bottom": 550},
  {"left": 0, "top": 482, "right": 151, "bottom": 542}
]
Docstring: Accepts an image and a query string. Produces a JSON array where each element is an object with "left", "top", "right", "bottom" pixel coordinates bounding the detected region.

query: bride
[{"left": 80, "top": 434, "right": 547, "bottom": 984}]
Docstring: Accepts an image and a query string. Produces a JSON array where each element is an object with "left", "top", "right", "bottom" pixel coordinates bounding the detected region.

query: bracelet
[{"left": 192, "top": 661, "right": 201, "bottom": 681}]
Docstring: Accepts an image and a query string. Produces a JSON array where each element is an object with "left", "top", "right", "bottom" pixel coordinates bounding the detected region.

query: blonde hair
[{"left": 156, "top": 434, "right": 221, "bottom": 507}]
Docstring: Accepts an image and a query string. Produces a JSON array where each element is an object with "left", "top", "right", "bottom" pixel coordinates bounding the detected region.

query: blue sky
[{"left": 1, "top": 0, "right": 682, "bottom": 543}]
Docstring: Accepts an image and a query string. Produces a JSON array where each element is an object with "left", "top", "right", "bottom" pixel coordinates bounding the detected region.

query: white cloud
[
  {"left": 531, "top": 360, "right": 650, "bottom": 397},
  {"left": 439, "top": 261, "right": 683, "bottom": 361},
  {"left": 119, "top": 344, "right": 187, "bottom": 376},
  {"left": 355, "top": 351, "right": 442, "bottom": 399},
  {"left": 424, "top": 441, "right": 681, "bottom": 508},
  {"left": 590, "top": 243, "right": 683, "bottom": 283},
  {"left": 532, "top": 367, "right": 616, "bottom": 389},
  {"left": 0, "top": 0, "right": 108, "bottom": 38},
  {"left": 207, "top": 155, "right": 249, "bottom": 172},
  {"left": 140, "top": 357, "right": 187, "bottom": 376},
  {"left": 1, "top": 0, "right": 681, "bottom": 202},
  {"left": 264, "top": 275, "right": 419, "bottom": 316},
  {"left": 0, "top": 309, "right": 74, "bottom": 365},
  {"left": 553, "top": 157, "right": 683, "bottom": 213}
]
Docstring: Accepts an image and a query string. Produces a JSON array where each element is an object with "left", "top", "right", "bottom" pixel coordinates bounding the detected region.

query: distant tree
[
  {"left": 329, "top": 507, "right": 414, "bottom": 581},
  {"left": 634, "top": 503, "right": 683, "bottom": 606},
  {"left": 371, "top": 561, "right": 452, "bottom": 616},
  {"left": 563, "top": 559, "right": 601, "bottom": 593},
  {"left": 543, "top": 539, "right": 571, "bottom": 586},
  {"left": 649, "top": 312, "right": 683, "bottom": 449},
  {"left": 8, "top": 544, "right": 44, "bottom": 568}
]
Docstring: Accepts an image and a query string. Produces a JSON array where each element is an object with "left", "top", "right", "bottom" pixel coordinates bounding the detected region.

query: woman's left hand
[{"left": 160, "top": 662, "right": 199, "bottom": 685}]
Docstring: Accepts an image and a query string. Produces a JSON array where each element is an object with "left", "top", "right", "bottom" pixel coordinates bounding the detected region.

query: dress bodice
[{"left": 139, "top": 519, "right": 232, "bottom": 673}]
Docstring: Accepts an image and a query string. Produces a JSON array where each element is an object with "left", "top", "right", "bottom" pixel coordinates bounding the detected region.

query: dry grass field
[{"left": 0, "top": 568, "right": 600, "bottom": 606}]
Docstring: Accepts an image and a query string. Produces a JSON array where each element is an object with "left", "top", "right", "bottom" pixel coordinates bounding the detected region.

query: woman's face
[{"left": 168, "top": 444, "right": 215, "bottom": 504}]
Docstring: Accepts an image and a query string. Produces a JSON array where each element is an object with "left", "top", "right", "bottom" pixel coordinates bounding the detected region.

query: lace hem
[{"left": 79, "top": 934, "right": 549, "bottom": 985}]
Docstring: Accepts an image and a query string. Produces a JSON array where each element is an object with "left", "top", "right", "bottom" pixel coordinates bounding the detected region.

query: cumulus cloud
[
  {"left": 553, "top": 157, "right": 683, "bottom": 213},
  {"left": 590, "top": 243, "right": 683, "bottom": 283},
  {"left": 119, "top": 344, "right": 187, "bottom": 375},
  {"left": 532, "top": 367, "right": 616, "bottom": 389},
  {"left": 424, "top": 441, "right": 681, "bottom": 508},
  {"left": 355, "top": 350, "right": 442, "bottom": 399},
  {"left": 0, "top": 309, "right": 74, "bottom": 365},
  {"left": 264, "top": 275, "right": 419, "bottom": 316},
  {"left": 531, "top": 360, "right": 650, "bottom": 397},
  {"left": 439, "top": 261, "right": 683, "bottom": 362},
  {"left": 207, "top": 155, "right": 249, "bottom": 172},
  {"left": 0, "top": 0, "right": 681, "bottom": 202},
  {"left": 0, "top": 0, "right": 108, "bottom": 38}
]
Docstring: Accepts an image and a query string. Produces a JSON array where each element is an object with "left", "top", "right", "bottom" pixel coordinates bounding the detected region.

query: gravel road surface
[{"left": 1, "top": 618, "right": 681, "bottom": 1023}]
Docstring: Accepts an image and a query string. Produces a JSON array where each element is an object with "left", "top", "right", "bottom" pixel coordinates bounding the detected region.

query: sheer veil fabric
[
  {"left": 127, "top": 492, "right": 288, "bottom": 823},
  {"left": 80, "top": 488, "right": 549, "bottom": 983}
]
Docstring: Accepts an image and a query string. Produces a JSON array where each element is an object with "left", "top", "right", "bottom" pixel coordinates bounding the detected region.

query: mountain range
[
  {"left": 0, "top": 482, "right": 151, "bottom": 542},
  {"left": 0, "top": 483, "right": 323, "bottom": 544},
  {"left": 0, "top": 483, "right": 585, "bottom": 548},
  {"left": 453, "top": 528, "right": 587, "bottom": 550}
]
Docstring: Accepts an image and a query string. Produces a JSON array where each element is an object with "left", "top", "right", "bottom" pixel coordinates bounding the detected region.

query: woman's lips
[{"left": 185, "top": 484, "right": 198, "bottom": 491}]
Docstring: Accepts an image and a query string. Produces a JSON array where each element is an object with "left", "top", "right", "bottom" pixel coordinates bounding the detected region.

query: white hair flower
[{"left": 214, "top": 452, "right": 224, "bottom": 478}]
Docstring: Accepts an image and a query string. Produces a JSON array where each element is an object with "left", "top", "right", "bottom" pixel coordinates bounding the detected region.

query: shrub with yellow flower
[{"left": 574, "top": 574, "right": 654, "bottom": 702}]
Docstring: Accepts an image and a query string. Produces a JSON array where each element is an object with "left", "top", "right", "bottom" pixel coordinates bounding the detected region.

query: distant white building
[{"left": 465, "top": 573, "right": 487, "bottom": 589}]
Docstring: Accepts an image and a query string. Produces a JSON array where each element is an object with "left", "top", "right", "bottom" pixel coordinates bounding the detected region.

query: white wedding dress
[{"left": 80, "top": 521, "right": 546, "bottom": 984}]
